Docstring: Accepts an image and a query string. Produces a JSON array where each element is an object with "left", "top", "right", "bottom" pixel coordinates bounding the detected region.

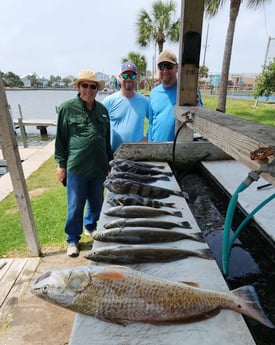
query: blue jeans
[{"left": 65, "top": 171, "right": 105, "bottom": 244}]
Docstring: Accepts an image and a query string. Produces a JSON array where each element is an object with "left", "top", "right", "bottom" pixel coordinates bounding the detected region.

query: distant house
[
  {"left": 96, "top": 72, "right": 110, "bottom": 88},
  {"left": 20, "top": 74, "right": 31, "bottom": 87}
]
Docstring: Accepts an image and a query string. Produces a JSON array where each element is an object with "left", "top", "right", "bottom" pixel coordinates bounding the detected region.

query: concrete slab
[
  {"left": 0, "top": 140, "right": 55, "bottom": 202},
  {"left": 202, "top": 160, "right": 275, "bottom": 245}
]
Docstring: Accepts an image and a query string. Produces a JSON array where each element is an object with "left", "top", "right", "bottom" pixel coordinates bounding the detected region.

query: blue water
[{"left": 226, "top": 93, "right": 275, "bottom": 102}]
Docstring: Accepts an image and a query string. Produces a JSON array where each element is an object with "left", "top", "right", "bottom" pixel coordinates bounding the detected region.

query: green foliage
[
  {"left": 136, "top": 0, "right": 180, "bottom": 54},
  {"left": 121, "top": 52, "right": 147, "bottom": 76},
  {"left": 254, "top": 58, "right": 275, "bottom": 98},
  {"left": 199, "top": 65, "right": 209, "bottom": 78},
  {"left": 3, "top": 72, "right": 24, "bottom": 87}
]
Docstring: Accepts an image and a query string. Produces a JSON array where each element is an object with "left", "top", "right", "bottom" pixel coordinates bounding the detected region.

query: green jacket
[{"left": 55, "top": 95, "right": 113, "bottom": 178}]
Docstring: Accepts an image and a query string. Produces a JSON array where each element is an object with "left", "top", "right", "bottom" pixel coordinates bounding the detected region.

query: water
[
  {"left": 5, "top": 89, "right": 107, "bottom": 138},
  {"left": 179, "top": 170, "right": 275, "bottom": 344}
]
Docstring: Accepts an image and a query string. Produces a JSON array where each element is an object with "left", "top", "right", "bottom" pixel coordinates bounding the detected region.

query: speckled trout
[
  {"left": 92, "top": 227, "right": 205, "bottom": 244},
  {"left": 107, "top": 193, "right": 176, "bottom": 208},
  {"left": 110, "top": 159, "right": 166, "bottom": 170},
  {"left": 104, "top": 178, "right": 187, "bottom": 199},
  {"left": 84, "top": 244, "right": 214, "bottom": 263},
  {"left": 109, "top": 171, "right": 170, "bottom": 183},
  {"left": 103, "top": 218, "right": 191, "bottom": 229},
  {"left": 104, "top": 205, "right": 182, "bottom": 218},
  {"left": 31, "top": 265, "right": 274, "bottom": 328}
]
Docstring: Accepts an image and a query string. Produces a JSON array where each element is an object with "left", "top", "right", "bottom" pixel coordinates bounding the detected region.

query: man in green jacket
[{"left": 55, "top": 70, "right": 113, "bottom": 257}]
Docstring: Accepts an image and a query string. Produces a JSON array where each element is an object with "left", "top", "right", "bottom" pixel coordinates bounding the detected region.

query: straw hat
[{"left": 72, "top": 70, "right": 105, "bottom": 91}]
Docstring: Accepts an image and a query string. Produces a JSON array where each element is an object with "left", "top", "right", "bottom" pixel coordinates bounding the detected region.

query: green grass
[
  {"left": 0, "top": 157, "right": 69, "bottom": 257},
  {"left": 0, "top": 96, "right": 274, "bottom": 257},
  {"left": 202, "top": 95, "right": 275, "bottom": 126}
]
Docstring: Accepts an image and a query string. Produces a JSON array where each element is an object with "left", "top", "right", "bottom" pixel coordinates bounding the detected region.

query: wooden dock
[
  {"left": 13, "top": 119, "right": 56, "bottom": 136},
  {"left": 0, "top": 257, "right": 40, "bottom": 328}
]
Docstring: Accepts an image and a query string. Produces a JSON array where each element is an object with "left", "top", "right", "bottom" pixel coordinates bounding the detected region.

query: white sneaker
[
  {"left": 84, "top": 229, "right": 95, "bottom": 236},
  {"left": 67, "top": 244, "right": 79, "bottom": 257}
]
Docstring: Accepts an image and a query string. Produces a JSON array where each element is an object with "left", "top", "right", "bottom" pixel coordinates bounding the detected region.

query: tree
[
  {"left": 136, "top": 0, "right": 180, "bottom": 55},
  {"left": 122, "top": 52, "right": 147, "bottom": 77},
  {"left": 3, "top": 72, "right": 23, "bottom": 87},
  {"left": 199, "top": 65, "right": 209, "bottom": 79},
  {"left": 254, "top": 58, "right": 275, "bottom": 98},
  {"left": 205, "top": 0, "right": 271, "bottom": 113}
]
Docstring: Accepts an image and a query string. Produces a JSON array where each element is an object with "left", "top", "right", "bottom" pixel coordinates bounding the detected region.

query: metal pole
[{"left": 203, "top": 23, "right": 209, "bottom": 66}]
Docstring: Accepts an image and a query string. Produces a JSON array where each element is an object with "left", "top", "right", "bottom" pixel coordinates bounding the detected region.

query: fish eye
[{"left": 42, "top": 285, "right": 49, "bottom": 294}]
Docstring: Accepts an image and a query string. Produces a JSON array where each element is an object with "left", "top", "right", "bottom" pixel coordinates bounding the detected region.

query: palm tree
[
  {"left": 122, "top": 52, "right": 147, "bottom": 77},
  {"left": 136, "top": 0, "right": 180, "bottom": 55},
  {"left": 205, "top": 0, "right": 271, "bottom": 113}
]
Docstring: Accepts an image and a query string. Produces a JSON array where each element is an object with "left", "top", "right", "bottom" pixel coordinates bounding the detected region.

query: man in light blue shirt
[
  {"left": 103, "top": 62, "right": 150, "bottom": 152},
  {"left": 148, "top": 50, "right": 203, "bottom": 142}
]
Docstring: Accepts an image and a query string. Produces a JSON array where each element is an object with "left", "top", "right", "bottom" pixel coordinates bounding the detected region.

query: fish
[
  {"left": 92, "top": 227, "right": 205, "bottom": 244},
  {"left": 109, "top": 170, "right": 170, "bottom": 183},
  {"left": 84, "top": 244, "right": 214, "bottom": 263},
  {"left": 107, "top": 193, "right": 176, "bottom": 208},
  {"left": 103, "top": 218, "right": 192, "bottom": 229},
  {"left": 104, "top": 205, "right": 182, "bottom": 218},
  {"left": 31, "top": 265, "right": 275, "bottom": 328},
  {"left": 104, "top": 178, "right": 188, "bottom": 199},
  {"left": 110, "top": 159, "right": 166, "bottom": 170},
  {"left": 110, "top": 160, "right": 173, "bottom": 176}
]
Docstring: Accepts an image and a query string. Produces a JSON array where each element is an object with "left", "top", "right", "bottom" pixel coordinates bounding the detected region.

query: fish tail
[
  {"left": 198, "top": 248, "right": 214, "bottom": 260},
  {"left": 165, "top": 202, "right": 176, "bottom": 208},
  {"left": 191, "top": 232, "right": 205, "bottom": 243},
  {"left": 179, "top": 221, "right": 192, "bottom": 229},
  {"left": 173, "top": 211, "right": 183, "bottom": 217},
  {"left": 231, "top": 286, "right": 274, "bottom": 328},
  {"left": 173, "top": 191, "right": 190, "bottom": 200},
  {"left": 159, "top": 175, "right": 170, "bottom": 181}
]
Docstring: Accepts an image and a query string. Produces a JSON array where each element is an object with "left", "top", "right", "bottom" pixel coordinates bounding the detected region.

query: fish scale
[
  {"left": 107, "top": 193, "right": 176, "bottom": 208},
  {"left": 104, "top": 178, "right": 187, "bottom": 199},
  {"left": 31, "top": 265, "right": 275, "bottom": 328}
]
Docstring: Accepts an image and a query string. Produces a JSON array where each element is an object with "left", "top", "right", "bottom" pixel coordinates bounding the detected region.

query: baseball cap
[
  {"left": 157, "top": 50, "right": 178, "bottom": 65},
  {"left": 121, "top": 61, "right": 137, "bottom": 74}
]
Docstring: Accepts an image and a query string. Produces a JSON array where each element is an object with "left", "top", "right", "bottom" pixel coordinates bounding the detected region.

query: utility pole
[{"left": 202, "top": 23, "right": 209, "bottom": 66}]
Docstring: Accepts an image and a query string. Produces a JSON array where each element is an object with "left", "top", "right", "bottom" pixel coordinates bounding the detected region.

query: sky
[{"left": 0, "top": 0, "right": 275, "bottom": 79}]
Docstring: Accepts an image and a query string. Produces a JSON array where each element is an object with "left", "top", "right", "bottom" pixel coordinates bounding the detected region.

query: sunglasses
[
  {"left": 121, "top": 72, "right": 137, "bottom": 80},
  {"left": 80, "top": 83, "right": 98, "bottom": 90},
  {"left": 158, "top": 63, "right": 175, "bottom": 71}
]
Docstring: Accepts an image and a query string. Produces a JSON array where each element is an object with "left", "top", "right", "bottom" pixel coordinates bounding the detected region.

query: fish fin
[
  {"left": 179, "top": 221, "right": 192, "bottom": 229},
  {"left": 147, "top": 309, "right": 221, "bottom": 325},
  {"left": 92, "top": 269, "right": 126, "bottom": 281},
  {"left": 91, "top": 231, "right": 97, "bottom": 239},
  {"left": 180, "top": 281, "right": 200, "bottom": 287},
  {"left": 98, "top": 316, "right": 130, "bottom": 326},
  {"left": 231, "top": 285, "right": 275, "bottom": 328},
  {"left": 192, "top": 232, "right": 205, "bottom": 243},
  {"left": 159, "top": 175, "right": 170, "bottom": 181},
  {"left": 198, "top": 248, "right": 214, "bottom": 260},
  {"left": 109, "top": 265, "right": 130, "bottom": 270}
]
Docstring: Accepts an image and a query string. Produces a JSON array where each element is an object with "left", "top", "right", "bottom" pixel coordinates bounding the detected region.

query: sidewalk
[{"left": 0, "top": 140, "right": 55, "bottom": 202}]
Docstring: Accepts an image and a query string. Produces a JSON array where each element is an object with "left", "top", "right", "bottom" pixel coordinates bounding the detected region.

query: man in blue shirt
[
  {"left": 103, "top": 62, "right": 150, "bottom": 152},
  {"left": 148, "top": 50, "right": 203, "bottom": 142}
]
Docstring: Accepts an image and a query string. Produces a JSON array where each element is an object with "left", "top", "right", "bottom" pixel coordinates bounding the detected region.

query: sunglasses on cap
[
  {"left": 80, "top": 83, "right": 98, "bottom": 90},
  {"left": 121, "top": 72, "right": 137, "bottom": 80},
  {"left": 158, "top": 62, "right": 175, "bottom": 71}
]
